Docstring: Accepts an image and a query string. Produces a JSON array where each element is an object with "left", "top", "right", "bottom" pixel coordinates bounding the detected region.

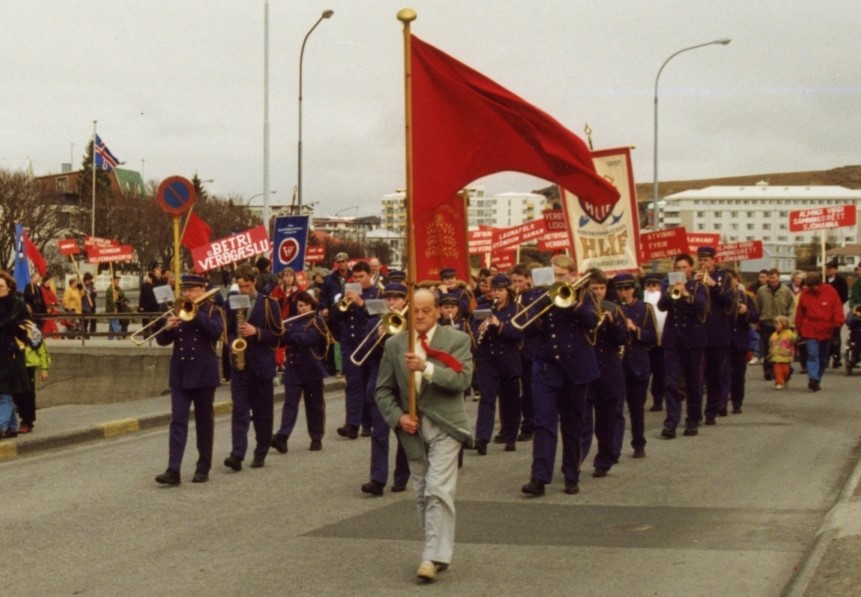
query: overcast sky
[{"left": 2, "top": 0, "right": 858, "bottom": 217}]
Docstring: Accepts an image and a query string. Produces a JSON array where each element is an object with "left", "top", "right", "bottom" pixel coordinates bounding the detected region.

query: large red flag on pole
[{"left": 409, "top": 34, "right": 620, "bottom": 280}]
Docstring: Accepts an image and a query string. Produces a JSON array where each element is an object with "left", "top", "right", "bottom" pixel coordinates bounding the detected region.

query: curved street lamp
[
  {"left": 652, "top": 39, "right": 731, "bottom": 230},
  {"left": 298, "top": 9, "right": 334, "bottom": 212},
  {"left": 246, "top": 189, "right": 277, "bottom": 206}
]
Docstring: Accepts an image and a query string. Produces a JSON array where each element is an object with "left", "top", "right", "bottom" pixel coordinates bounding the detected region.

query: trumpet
[
  {"left": 701, "top": 266, "right": 714, "bottom": 287},
  {"left": 337, "top": 296, "right": 353, "bottom": 312},
  {"left": 349, "top": 307, "right": 408, "bottom": 366},
  {"left": 511, "top": 276, "right": 589, "bottom": 331},
  {"left": 130, "top": 287, "right": 220, "bottom": 346},
  {"left": 669, "top": 285, "right": 685, "bottom": 300}
]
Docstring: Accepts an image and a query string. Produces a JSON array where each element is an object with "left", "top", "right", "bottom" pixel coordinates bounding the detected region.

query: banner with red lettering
[
  {"left": 191, "top": 225, "right": 271, "bottom": 272},
  {"left": 639, "top": 227, "right": 689, "bottom": 262},
  {"left": 561, "top": 147, "right": 640, "bottom": 274}
]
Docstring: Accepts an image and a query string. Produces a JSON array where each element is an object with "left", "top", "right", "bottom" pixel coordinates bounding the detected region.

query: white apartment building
[
  {"left": 468, "top": 191, "right": 547, "bottom": 228},
  {"left": 662, "top": 181, "right": 861, "bottom": 271}
]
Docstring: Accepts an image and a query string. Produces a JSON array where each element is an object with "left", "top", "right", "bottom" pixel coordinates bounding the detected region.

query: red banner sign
[
  {"left": 536, "top": 232, "right": 570, "bottom": 252},
  {"left": 715, "top": 240, "right": 764, "bottom": 263},
  {"left": 86, "top": 244, "right": 134, "bottom": 263},
  {"left": 543, "top": 209, "right": 566, "bottom": 232},
  {"left": 57, "top": 239, "right": 80, "bottom": 256},
  {"left": 492, "top": 219, "right": 547, "bottom": 251},
  {"left": 789, "top": 205, "right": 857, "bottom": 232},
  {"left": 639, "top": 227, "right": 689, "bottom": 262},
  {"left": 686, "top": 233, "right": 721, "bottom": 252},
  {"left": 191, "top": 225, "right": 271, "bottom": 272},
  {"left": 491, "top": 249, "right": 516, "bottom": 271},
  {"left": 468, "top": 229, "right": 494, "bottom": 255},
  {"left": 306, "top": 246, "right": 325, "bottom": 264},
  {"left": 83, "top": 235, "right": 118, "bottom": 248}
]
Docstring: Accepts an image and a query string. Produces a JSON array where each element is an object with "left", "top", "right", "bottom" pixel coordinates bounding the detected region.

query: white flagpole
[{"left": 91, "top": 120, "right": 97, "bottom": 237}]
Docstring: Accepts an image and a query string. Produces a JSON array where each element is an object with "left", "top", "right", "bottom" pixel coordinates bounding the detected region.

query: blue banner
[
  {"left": 271, "top": 215, "right": 310, "bottom": 273},
  {"left": 13, "top": 223, "right": 30, "bottom": 291}
]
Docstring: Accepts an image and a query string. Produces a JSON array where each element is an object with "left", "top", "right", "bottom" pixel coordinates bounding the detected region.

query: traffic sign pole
[{"left": 155, "top": 176, "right": 197, "bottom": 298}]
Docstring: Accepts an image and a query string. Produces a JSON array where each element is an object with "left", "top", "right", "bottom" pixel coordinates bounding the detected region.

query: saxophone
[{"left": 231, "top": 308, "right": 248, "bottom": 371}]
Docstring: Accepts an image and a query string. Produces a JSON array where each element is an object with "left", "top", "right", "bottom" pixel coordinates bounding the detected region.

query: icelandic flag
[
  {"left": 94, "top": 134, "right": 122, "bottom": 172},
  {"left": 13, "top": 223, "right": 30, "bottom": 291}
]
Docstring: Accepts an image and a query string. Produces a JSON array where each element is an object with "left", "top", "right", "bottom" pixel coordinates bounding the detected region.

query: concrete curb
[{"left": 0, "top": 377, "right": 346, "bottom": 463}]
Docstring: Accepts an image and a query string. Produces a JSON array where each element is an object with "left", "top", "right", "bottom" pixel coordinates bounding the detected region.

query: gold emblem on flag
[{"left": 424, "top": 212, "right": 460, "bottom": 259}]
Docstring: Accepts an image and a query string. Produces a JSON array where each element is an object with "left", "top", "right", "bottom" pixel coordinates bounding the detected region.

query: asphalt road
[{"left": 2, "top": 368, "right": 861, "bottom": 596}]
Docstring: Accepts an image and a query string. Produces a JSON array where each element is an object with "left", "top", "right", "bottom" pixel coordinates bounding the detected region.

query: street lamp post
[
  {"left": 246, "top": 189, "right": 277, "bottom": 206},
  {"left": 298, "top": 9, "right": 334, "bottom": 213},
  {"left": 652, "top": 39, "right": 731, "bottom": 230}
]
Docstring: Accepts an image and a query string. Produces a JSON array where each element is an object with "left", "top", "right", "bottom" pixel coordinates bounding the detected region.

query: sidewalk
[{"left": 0, "top": 376, "right": 345, "bottom": 462}]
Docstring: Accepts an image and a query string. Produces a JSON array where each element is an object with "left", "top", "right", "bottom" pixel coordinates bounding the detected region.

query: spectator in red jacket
[{"left": 794, "top": 271, "right": 845, "bottom": 392}]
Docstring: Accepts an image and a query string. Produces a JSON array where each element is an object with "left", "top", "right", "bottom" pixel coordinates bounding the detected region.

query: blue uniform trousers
[
  {"left": 649, "top": 347, "right": 665, "bottom": 408},
  {"left": 276, "top": 379, "right": 326, "bottom": 441},
  {"left": 617, "top": 372, "right": 648, "bottom": 455},
  {"left": 729, "top": 347, "right": 749, "bottom": 410},
  {"left": 530, "top": 364, "right": 588, "bottom": 485},
  {"left": 519, "top": 355, "right": 535, "bottom": 436},
  {"left": 368, "top": 400, "right": 410, "bottom": 486},
  {"left": 230, "top": 373, "right": 274, "bottom": 461},
  {"left": 703, "top": 345, "right": 731, "bottom": 419},
  {"left": 475, "top": 366, "right": 521, "bottom": 444},
  {"left": 340, "top": 343, "right": 370, "bottom": 430},
  {"left": 582, "top": 378, "right": 620, "bottom": 471},
  {"left": 168, "top": 387, "right": 215, "bottom": 475},
  {"left": 663, "top": 347, "right": 704, "bottom": 429}
]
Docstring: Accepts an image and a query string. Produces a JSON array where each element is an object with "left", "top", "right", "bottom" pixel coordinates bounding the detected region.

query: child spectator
[{"left": 769, "top": 315, "right": 797, "bottom": 390}]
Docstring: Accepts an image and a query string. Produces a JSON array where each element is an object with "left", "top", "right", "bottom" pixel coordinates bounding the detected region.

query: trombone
[
  {"left": 511, "top": 277, "right": 589, "bottom": 331},
  {"left": 349, "top": 307, "right": 408, "bottom": 366},
  {"left": 130, "top": 287, "right": 220, "bottom": 346}
]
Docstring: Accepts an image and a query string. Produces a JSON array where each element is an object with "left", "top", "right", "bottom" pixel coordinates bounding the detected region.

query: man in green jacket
[{"left": 375, "top": 288, "right": 473, "bottom": 583}]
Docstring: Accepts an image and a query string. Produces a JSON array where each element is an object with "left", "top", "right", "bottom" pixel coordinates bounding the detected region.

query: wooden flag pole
[{"left": 398, "top": 7, "right": 418, "bottom": 421}]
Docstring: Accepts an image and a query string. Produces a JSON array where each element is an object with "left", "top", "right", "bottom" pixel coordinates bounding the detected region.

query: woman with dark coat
[{"left": 0, "top": 270, "right": 32, "bottom": 438}]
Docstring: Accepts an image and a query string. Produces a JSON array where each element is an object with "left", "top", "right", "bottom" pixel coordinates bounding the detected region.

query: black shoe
[
  {"left": 592, "top": 468, "right": 608, "bottom": 478},
  {"left": 683, "top": 426, "right": 699, "bottom": 436},
  {"left": 717, "top": 408, "right": 728, "bottom": 417},
  {"left": 309, "top": 439, "right": 322, "bottom": 451},
  {"left": 361, "top": 480, "right": 385, "bottom": 496},
  {"left": 475, "top": 440, "right": 487, "bottom": 455},
  {"left": 833, "top": 360, "right": 842, "bottom": 369},
  {"left": 250, "top": 457, "right": 265, "bottom": 468},
  {"left": 633, "top": 447, "right": 646, "bottom": 459},
  {"left": 800, "top": 368, "right": 808, "bottom": 374},
  {"left": 649, "top": 404, "right": 663, "bottom": 412},
  {"left": 704, "top": 417, "right": 716, "bottom": 426},
  {"left": 224, "top": 456, "right": 242, "bottom": 471},
  {"left": 271, "top": 435, "right": 288, "bottom": 454},
  {"left": 155, "top": 469, "right": 181, "bottom": 485},
  {"left": 564, "top": 480, "right": 580, "bottom": 495},
  {"left": 732, "top": 405, "right": 742, "bottom": 414},
  {"left": 661, "top": 427, "right": 676, "bottom": 439},
  {"left": 492, "top": 434, "right": 506, "bottom": 444},
  {"left": 192, "top": 471, "right": 209, "bottom": 483},
  {"left": 360, "top": 427, "right": 372, "bottom": 437},
  {"left": 809, "top": 379, "right": 821, "bottom": 392},
  {"left": 391, "top": 483, "right": 408, "bottom": 493},
  {"left": 337, "top": 425, "right": 358, "bottom": 439},
  {"left": 504, "top": 443, "right": 516, "bottom": 452},
  {"left": 521, "top": 479, "right": 545, "bottom": 496},
  {"left": 517, "top": 432, "right": 533, "bottom": 442},
  {"left": 764, "top": 373, "right": 774, "bottom": 381}
]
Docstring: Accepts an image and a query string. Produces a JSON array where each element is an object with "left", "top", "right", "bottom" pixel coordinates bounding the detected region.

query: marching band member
[
  {"left": 642, "top": 274, "right": 666, "bottom": 411},
  {"left": 438, "top": 267, "right": 472, "bottom": 315},
  {"left": 658, "top": 253, "right": 708, "bottom": 439},
  {"left": 360, "top": 283, "right": 411, "bottom": 496},
  {"left": 615, "top": 273, "right": 657, "bottom": 459},
  {"left": 272, "top": 291, "right": 330, "bottom": 453},
  {"left": 471, "top": 274, "right": 523, "bottom": 454},
  {"left": 224, "top": 264, "right": 283, "bottom": 472},
  {"left": 330, "top": 261, "right": 381, "bottom": 439},
  {"left": 726, "top": 271, "right": 759, "bottom": 413},
  {"left": 582, "top": 269, "right": 627, "bottom": 478},
  {"left": 521, "top": 255, "right": 599, "bottom": 497},
  {"left": 154, "top": 273, "right": 224, "bottom": 485},
  {"left": 696, "top": 246, "right": 735, "bottom": 425},
  {"left": 510, "top": 264, "right": 537, "bottom": 442}
]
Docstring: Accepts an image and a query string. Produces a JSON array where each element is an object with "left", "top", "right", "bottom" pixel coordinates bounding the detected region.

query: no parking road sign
[{"left": 156, "top": 176, "right": 196, "bottom": 216}]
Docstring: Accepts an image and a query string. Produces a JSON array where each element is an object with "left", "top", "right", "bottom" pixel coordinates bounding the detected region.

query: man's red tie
[{"left": 419, "top": 332, "right": 464, "bottom": 373}]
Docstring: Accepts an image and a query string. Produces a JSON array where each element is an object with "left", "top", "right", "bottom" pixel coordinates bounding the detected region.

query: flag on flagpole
[
  {"left": 94, "top": 134, "right": 122, "bottom": 172},
  {"left": 22, "top": 228, "right": 47, "bottom": 276},
  {"left": 13, "top": 224, "right": 31, "bottom": 291},
  {"left": 408, "top": 35, "right": 620, "bottom": 280},
  {"left": 181, "top": 211, "right": 213, "bottom": 251}
]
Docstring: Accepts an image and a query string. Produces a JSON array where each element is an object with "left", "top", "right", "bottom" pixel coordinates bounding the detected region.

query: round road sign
[{"left": 156, "top": 176, "right": 196, "bottom": 216}]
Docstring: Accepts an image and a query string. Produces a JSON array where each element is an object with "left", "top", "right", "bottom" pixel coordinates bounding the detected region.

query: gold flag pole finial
[{"left": 397, "top": 8, "right": 417, "bottom": 23}]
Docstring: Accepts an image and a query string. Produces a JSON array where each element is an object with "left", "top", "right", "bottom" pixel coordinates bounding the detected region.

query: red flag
[
  {"left": 22, "top": 229, "right": 47, "bottom": 276},
  {"left": 181, "top": 211, "right": 212, "bottom": 251},
  {"left": 409, "top": 36, "right": 620, "bottom": 279}
]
